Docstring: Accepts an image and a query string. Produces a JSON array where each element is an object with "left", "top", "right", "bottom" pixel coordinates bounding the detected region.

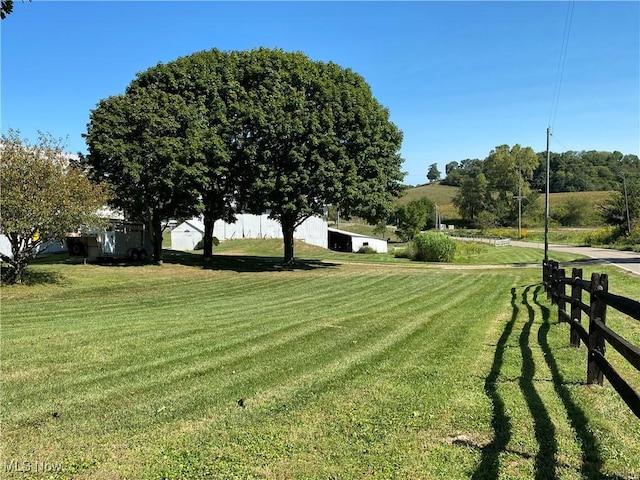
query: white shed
[
  {"left": 170, "top": 219, "right": 205, "bottom": 251},
  {"left": 327, "top": 228, "right": 388, "bottom": 253}
]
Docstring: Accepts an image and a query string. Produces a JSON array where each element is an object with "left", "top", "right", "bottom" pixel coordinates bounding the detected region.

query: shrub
[
  {"left": 393, "top": 244, "right": 415, "bottom": 259},
  {"left": 584, "top": 226, "right": 619, "bottom": 246},
  {"left": 412, "top": 232, "right": 457, "bottom": 262},
  {"left": 357, "top": 246, "right": 376, "bottom": 254}
]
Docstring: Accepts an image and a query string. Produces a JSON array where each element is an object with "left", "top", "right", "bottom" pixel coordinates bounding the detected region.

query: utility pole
[
  {"left": 517, "top": 152, "right": 522, "bottom": 239},
  {"left": 623, "top": 174, "right": 632, "bottom": 235},
  {"left": 544, "top": 127, "right": 550, "bottom": 261}
]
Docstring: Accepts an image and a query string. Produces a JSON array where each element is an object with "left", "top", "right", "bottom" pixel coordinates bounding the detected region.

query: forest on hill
[
  {"left": 395, "top": 146, "right": 639, "bottom": 239},
  {"left": 442, "top": 149, "right": 639, "bottom": 193}
]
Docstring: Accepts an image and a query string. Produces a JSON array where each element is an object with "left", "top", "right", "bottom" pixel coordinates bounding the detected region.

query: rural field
[{"left": 1, "top": 240, "right": 639, "bottom": 479}]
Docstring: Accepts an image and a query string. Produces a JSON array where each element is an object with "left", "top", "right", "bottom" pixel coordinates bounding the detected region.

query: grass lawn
[{"left": 2, "top": 242, "right": 639, "bottom": 479}]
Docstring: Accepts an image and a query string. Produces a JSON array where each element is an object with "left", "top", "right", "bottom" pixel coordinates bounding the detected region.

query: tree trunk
[
  {"left": 203, "top": 215, "right": 215, "bottom": 260},
  {"left": 151, "top": 214, "right": 164, "bottom": 265},
  {"left": 281, "top": 216, "right": 296, "bottom": 265}
]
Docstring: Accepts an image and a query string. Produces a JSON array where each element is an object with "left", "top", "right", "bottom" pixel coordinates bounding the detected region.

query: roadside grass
[
  {"left": 2, "top": 246, "right": 639, "bottom": 479},
  {"left": 480, "top": 227, "right": 595, "bottom": 246},
  {"left": 452, "top": 242, "right": 583, "bottom": 265}
]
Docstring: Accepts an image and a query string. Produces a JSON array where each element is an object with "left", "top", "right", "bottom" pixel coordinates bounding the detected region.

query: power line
[
  {"left": 550, "top": 132, "right": 571, "bottom": 152},
  {"left": 549, "top": 1, "right": 575, "bottom": 131}
]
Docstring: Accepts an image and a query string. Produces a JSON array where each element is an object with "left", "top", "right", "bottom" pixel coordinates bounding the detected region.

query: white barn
[
  {"left": 327, "top": 227, "right": 388, "bottom": 253},
  {"left": 171, "top": 214, "right": 328, "bottom": 251}
]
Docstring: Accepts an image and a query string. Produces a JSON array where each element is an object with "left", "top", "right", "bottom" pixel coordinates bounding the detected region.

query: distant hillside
[
  {"left": 396, "top": 182, "right": 461, "bottom": 220},
  {"left": 396, "top": 184, "right": 614, "bottom": 226}
]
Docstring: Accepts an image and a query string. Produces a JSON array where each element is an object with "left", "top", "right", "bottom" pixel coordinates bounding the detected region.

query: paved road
[{"left": 510, "top": 240, "right": 640, "bottom": 276}]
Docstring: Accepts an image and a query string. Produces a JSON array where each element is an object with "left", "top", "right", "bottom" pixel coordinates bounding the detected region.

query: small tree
[
  {"left": 453, "top": 172, "right": 489, "bottom": 222},
  {"left": 427, "top": 163, "right": 441, "bottom": 183},
  {"left": 0, "top": 130, "right": 108, "bottom": 284},
  {"left": 394, "top": 197, "right": 435, "bottom": 241}
]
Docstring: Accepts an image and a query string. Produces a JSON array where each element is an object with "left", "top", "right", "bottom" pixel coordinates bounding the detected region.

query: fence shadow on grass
[
  {"left": 470, "top": 288, "right": 517, "bottom": 480},
  {"left": 162, "top": 249, "right": 339, "bottom": 273},
  {"left": 520, "top": 285, "right": 558, "bottom": 480},
  {"left": 472, "top": 285, "right": 624, "bottom": 480},
  {"left": 529, "top": 285, "right": 625, "bottom": 480}
]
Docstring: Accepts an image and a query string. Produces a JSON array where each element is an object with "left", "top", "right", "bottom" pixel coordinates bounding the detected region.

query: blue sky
[{"left": 2, "top": 1, "right": 638, "bottom": 186}]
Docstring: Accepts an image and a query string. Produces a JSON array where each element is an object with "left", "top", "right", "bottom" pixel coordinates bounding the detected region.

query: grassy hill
[
  {"left": 396, "top": 182, "right": 461, "bottom": 221},
  {"left": 396, "top": 184, "right": 614, "bottom": 227}
]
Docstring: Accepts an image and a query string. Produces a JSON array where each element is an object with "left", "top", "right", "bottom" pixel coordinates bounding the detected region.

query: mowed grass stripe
[
  {"left": 218, "top": 273, "right": 495, "bottom": 412},
  {"left": 2, "top": 271, "right": 471, "bottom": 429},
  {"left": 138, "top": 273, "right": 517, "bottom": 479}
]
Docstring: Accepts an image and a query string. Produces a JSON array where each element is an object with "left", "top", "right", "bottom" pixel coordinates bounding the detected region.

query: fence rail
[{"left": 542, "top": 259, "right": 640, "bottom": 418}]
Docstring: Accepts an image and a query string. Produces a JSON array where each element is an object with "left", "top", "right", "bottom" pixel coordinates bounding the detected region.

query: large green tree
[
  {"left": 235, "top": 48, "right": 404, "bottom": 263},
  {"left": 427, "top": 163, "right": 440, "bottom": 183},
  {"left": 483, "top": 144, "right": 538, "bottom": 225},
  {"left": 82, "top": 86, "right": 205, "bottom": 263},
  {"left": 453, "top": 171, "right": 489, "bottom": 222},
  {"left": 130, "top": 49, "right": 244, "bottom": 260},
  {"left": 0, "top": 130, "right": 108, "bottom": 283}
]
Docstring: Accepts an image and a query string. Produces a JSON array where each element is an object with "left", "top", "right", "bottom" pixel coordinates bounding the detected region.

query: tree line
[
  {"left": 436, "top": 146, "right": 639, "bottom": 232},
  {"left": 442, "top": 149, "right": 639, "bottom": 193}
]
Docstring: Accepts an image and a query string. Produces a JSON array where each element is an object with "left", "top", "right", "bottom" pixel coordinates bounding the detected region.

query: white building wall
[
  {"left": 172, "top": 214, "right": 328, "bottom": 251},
  {"left": 171, "top": 220, "right": 204, "bottom": 251},
  {"left": 350, "top": 236, "right": 388, "bottom": 253}
]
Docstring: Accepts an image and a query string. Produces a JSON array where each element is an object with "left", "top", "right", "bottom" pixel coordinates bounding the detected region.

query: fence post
[
  {"left": 545, "top": 260, "right": 554, "bottom": 300},
  {"left": 570, "top": 267, "right": 583, "bottom": 348},
  {"left": 557, "top": 267, "right": 567, "bottom": 323},
  {"left": 587, "top": 273, "right": 608, "bottom": 385},
  {"left": 550, "top": 261, "right": 560, "bottom": 305}
]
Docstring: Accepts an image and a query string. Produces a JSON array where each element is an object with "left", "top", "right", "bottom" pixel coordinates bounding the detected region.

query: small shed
[
  {"left": 170, "top": 219, "right": 205, "bottom": 251},
  {"left": 328, "top": 228, "right": 388, "bottom": 254}
]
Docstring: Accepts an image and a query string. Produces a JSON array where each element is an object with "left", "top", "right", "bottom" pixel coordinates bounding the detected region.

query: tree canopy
[
  {"left": 427, "top": 163, "right": 440, "bottom": 183},
  {"left": 129, "top": 49, "right": 244, "bottom": 259},
  {"left": 234, "top": 48, "right": 404, "bottom": 262},
  {"left": 1, "top": 130, "right": 108, "bottom": 283},
  {"left": 393, "top": 197, "right": 435, "bottom": 241},
  {"left": 83, "top": 47, "right": 405, "bottom": 264},
  {"left": 82, "top": 85, "right": 205, "bottom": 263},
  {"left": 449, "top": 144, "right": 539, "bottom": 227}
]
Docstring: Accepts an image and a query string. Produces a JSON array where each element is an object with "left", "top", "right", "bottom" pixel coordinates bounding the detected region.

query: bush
[
  {"left": 393, "top": 244, "right": 415, "bottom": 259},
  {"left": 584, "top": 226, "right": 620, "bottom": 246},
  {"left": 357, "top": 246, "right": 376, "bottom": 254},
  {"left": 412, "top": 232, "right": 457, "bottom": 262}
]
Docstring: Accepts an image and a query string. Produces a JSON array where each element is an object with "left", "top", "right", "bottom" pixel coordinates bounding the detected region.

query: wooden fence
[{"left": 542, "top": 259, "right": 640, "bottom": 418}]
